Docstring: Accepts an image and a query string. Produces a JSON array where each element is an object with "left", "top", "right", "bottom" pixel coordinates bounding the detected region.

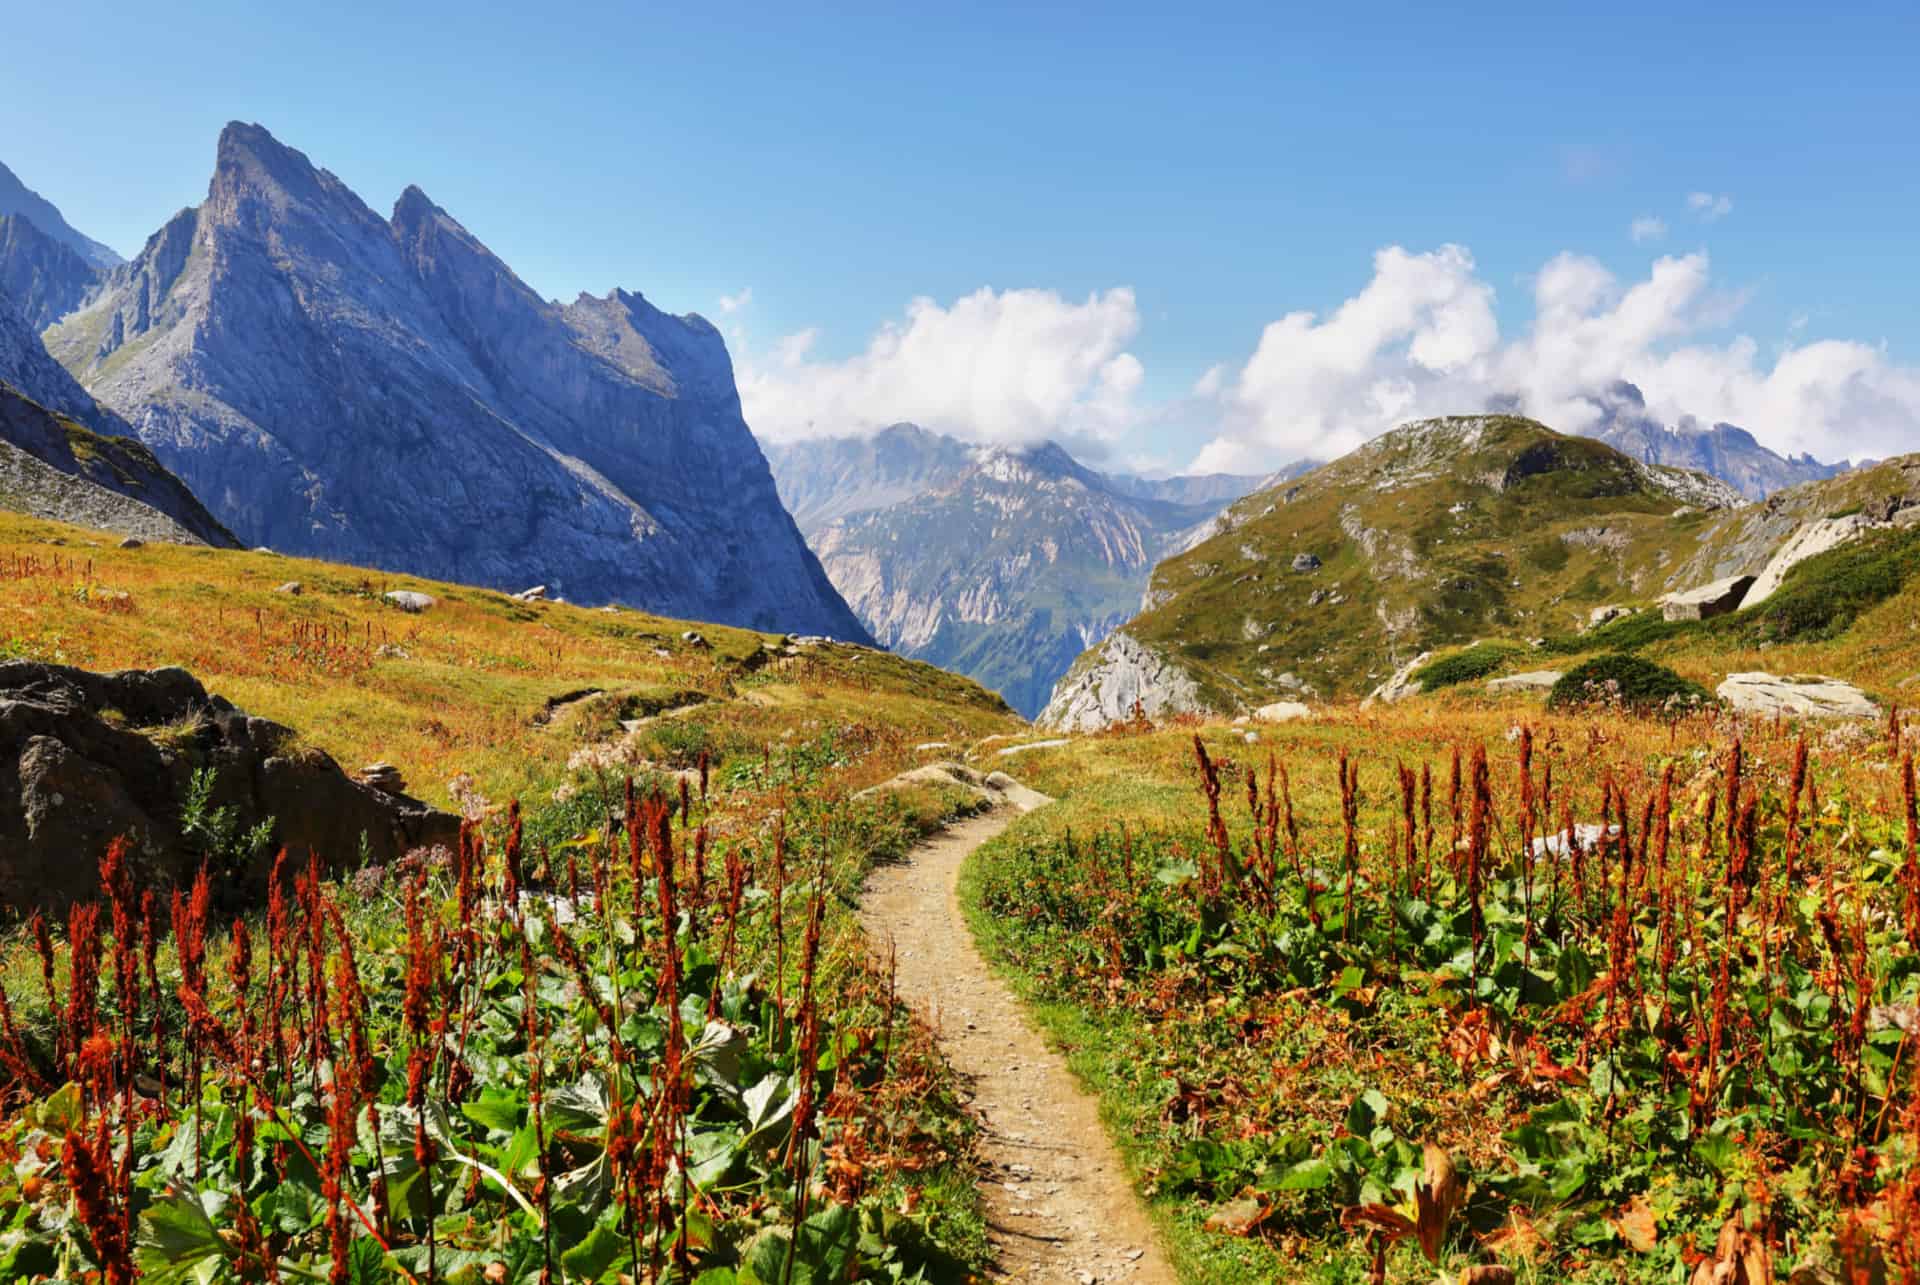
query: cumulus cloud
[
  {"left": 1630, "top": 216, "right": 1667, "bottom": 244},
  {"left": 1190, "top": 246, "right": 1920, "bottom": 471},
  {"left": 736, "top": 286, "right": 1144, "bottom": 447},
  {"left": 1687, "top": 191, "right": 1734, "bottom": 220},
  {"left": 717, "top": 288, "right": 753, "bottom": 314}
]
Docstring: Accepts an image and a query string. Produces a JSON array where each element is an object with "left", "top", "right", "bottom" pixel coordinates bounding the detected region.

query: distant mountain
[
  {"left": 41, "top": 122, "right": 866, "bottom": 639},
  {"left": 768, "top": 425, "right": 1274, "bottom": 716},
  {"left": 0, "top": 160, "right": 122, "bottom": 270},
  {"left": 1040, "top": 415, "right": 1745, "bottom": 729},
  {"left": 1573, "top": 382, "right": 1847, "bottom": 500},
  {"left": 765, "top": 424, "right": 977, "bottom": 535},
  {"left": 0, "top": 214, "right": 105, "bottom": 331}
]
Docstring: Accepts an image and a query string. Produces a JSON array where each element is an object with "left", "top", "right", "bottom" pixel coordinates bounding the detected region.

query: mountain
[
  {"left": 0, "top": 380, "right": 237, "bottom": 545},
  {"left": 765, "top": 424, "right": 978, "bottom": 535},
  {"left": 1575, "top": 381, "right": 1846, "bottom": 499},
  {"left": 41, "top": 122, "right": 866, "bottom": 639},
  {"left": 0, "top": 160, "right": 122, "bottom": 271},
  {"left": 768, "top": 426, "right": 1273, "bottom": 716},
  {"left": 1040, "top": 415, "right": 1745, "bottom": 729},
  {"left": 0, "top": 213, "right": 105, "bottom": 331}
]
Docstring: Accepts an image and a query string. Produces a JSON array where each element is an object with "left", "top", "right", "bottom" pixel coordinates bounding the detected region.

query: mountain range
[
  {"left": 767, "top": 424, "right": 1288, "bottom": 715},
  {"left": 1573, "top": 381, "right": 1850, "bottom": 500},
  {"left": 1040, "top": 415, "right": 1749, "bottom": 728},
  {"left": 5, "top": 123, "right": 864, "bottom": 639}
]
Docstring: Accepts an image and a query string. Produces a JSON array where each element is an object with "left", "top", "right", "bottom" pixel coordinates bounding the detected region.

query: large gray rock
[
  {"left": 1487, "top": 670, "right": 1563, "bottom": 696},
  {"left": 1742, "top": 516, "right": 1872, "bottom": 609},
  {"left": 1661, "top": 575, "right": 1755, "bottom": 622},
  {"left": 41, "top": 123, "right": 866, "bottom": 641},
  {"left": 1716, "top": 672, "right": 1879, "bottom": 720},
  {"left": 1252, "top": 700, "right": 1313, "bottom": 723},
  {"left": 1037, "top": 630, "right": 1207, "bottom": 732},
  {"left": 1362, "top": 652, "right": 1432, "bottom": 707},
  {"left": 0, "top": 661, "right": 457, "bottom": 913}
]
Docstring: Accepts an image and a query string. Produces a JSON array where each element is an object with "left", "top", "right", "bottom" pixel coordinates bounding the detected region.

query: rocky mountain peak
[{"left": 0, "top": 158, "right": 122, "bottom": 270}]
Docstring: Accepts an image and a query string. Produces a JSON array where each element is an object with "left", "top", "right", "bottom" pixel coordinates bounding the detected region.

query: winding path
[{"left": 860, "top": 805, "right": 1177, "bottom": 1284}]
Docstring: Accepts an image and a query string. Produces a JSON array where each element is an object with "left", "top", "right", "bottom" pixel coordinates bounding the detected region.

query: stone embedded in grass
[
  {"left": 1487, "top": 670, "right": 1563, "bottom": 696},
  {"left": 1716, "top": 672, "right": 1879, "bottom": 720},
  {"left": 383, "top": 589, "right": 435, "bottom": 613},
  {"left": 274, "top": 581, "right": 302, "bottom": 594},
  {"left": 1252, "top": 700, "right": 1312, "bottom": 723}
]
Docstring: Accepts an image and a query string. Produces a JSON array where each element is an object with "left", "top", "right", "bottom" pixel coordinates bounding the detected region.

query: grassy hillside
[
  {"left": 0, "top": 509, "right": 1017, "bottom": 810},
  {"left": 1104, "top": 416, "right": 1734, "bottom": 709}
]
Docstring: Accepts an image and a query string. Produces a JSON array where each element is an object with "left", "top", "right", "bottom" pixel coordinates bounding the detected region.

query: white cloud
[
  {"left": 736, "top": 286, "right": 1144, "bottom": 446},
  {"left": 1630, "top": 216, "right": 1667, "bottom": 244},
  {"left": 1687, "top": 191, "right": 1734, "bottom": 220},
  {"left": 1191, "top": 246, "right": 1920, "bottom": 470},
  {"left": 717, "top": 288, "right": 753, "bottom": 314}
]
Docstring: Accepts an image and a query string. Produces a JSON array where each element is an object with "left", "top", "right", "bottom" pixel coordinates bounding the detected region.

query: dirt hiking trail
[{"left": 860, "top": 803, "right": 1178, "bottom": 1285}]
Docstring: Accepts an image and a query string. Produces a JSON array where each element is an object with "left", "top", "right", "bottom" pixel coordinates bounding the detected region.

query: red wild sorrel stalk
[
  {"left": 63, "top": 1130, "right": 133, "bottom": 1285},
  {"left": 1465, "top": 745, "right": 1490, "bottom": 1001}
]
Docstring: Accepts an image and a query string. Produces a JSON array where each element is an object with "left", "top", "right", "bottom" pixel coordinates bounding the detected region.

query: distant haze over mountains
[
  {"left": 8, "top": 123, "right": 866, "bottom": 639},
  {"left": 767, "top": 424, "right": 1290, "bottom": 715}
]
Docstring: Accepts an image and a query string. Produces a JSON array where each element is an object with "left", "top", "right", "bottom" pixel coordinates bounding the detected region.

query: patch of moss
[{"left": 1547, "top": 654, "right": 1712, "bottom": 713}]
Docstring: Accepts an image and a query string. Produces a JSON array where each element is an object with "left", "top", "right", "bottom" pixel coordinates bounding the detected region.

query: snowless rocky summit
[{"left": 43, "top": 123, "right": 865, "bottom": 640}]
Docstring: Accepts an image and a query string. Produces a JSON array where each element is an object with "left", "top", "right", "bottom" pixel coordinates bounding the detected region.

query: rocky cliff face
[
  {"left": 0, "top": 213, "right": 104, "bottom": 331},
  {"left": 41, "top": 123, "right": 867, "bottom": 639},
  {"left": 0, "top": 288, "right": 234, "bottom": 545},
  {"left": 769, "top": 427, "right": 1266, "bottom": 716},
  {"left": 0, "top": 159, "right": 122, "bottom": 271},
  {"left": 1581, "top": 381, "right": 1846, "bottom": 500}
]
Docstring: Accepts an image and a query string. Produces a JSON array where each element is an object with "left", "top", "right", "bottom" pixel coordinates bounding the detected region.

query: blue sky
[{"left": 4, "top": 0, "right": 1917, "bottom": 469}]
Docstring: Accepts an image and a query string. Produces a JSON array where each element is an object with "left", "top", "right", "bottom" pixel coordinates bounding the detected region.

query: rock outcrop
[
  {"left": 0, "top": 379, "right": 237, "bottom": 546},
  {"left": 1487, "top": 670, "right": 1563, "bottom": 695},
  {"left": 1037, "top": 631, "right": 1206, "bottom": 732},
  {"left": 1661, "top": 575, "right": 1755, "bottom": 622},
  {"left": 1363, "top": 653, "right": 1433, "bottom": 707},
  {"left": 0, "top": 213, "right": 104, "bottom": 332},
  {"left": 1716, "top": 672, "right": 1879, "bottom": 720},
  {"left": 0, "top": 661, "right": 458, "bottom": 913},
  {"left": 41, "top": 123, "right": 866, "bottom": 640}
]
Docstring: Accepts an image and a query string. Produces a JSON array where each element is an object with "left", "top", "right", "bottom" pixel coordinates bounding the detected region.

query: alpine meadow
[{"left": 4, "top": 5, "right": 1920, "bottom": 1283}]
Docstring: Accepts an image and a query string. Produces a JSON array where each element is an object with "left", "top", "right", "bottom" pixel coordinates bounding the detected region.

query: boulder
[
  {"left": 1716, "top": 672, "right": 1880, "bottom": 720},
  {"left": 1252, "top": 701, "right": 1312, "bottom": 723},
  {"left": 1291, "top": 553, "right": 1322, "bottom": 572},
  {"left": 680, "top": 630, "right": 709, "bottom": 648},
  {"left": 384, "top": 590, "right": 435, "bottom": 613},
  {"left": 118, "top": 536, "right": 144, "bottom": 549},
  {"left": 1362, "top": 652, "right": 1432, "bottom": 708},
  {"left": 358, "top": 763, "right": 407, "bottom": 795},
  {"left": 1487, "top": 670, "right": 1563, "bottom": 696},
  {"left": 513, "top": 585, "right": 549, "bottom": 602},
  {"left": 274, "top": 581, "right": 303, "bottom": 595},
  {"left": 0, "top": 661, "right": 458, "bottom": 913},
  {"left": 1661, "top": 575, "right": 1755, "bottom": 622},
  {"left": 1586, "top": 604, "right": 1631, "bottom": 631},
  {"left": 1743, "top": 515, "right": 1870, "bottom": 609}
]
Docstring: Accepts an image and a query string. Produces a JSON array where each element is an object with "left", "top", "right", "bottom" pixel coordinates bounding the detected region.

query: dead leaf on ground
[
  {"left": 1415, "top": 1144, "right": 1465, "bottom": 1264},
  {"left": 1614, "top": 1193, "right": 1658, "bottom": 1253},
  {"left": 1458, "top": 1267, "right": 1517, "bottom": 1285},
  {"left": 1480, "top": 1207, "right": 1549, "bottom": 1262},
  {"left": 1686, "top": 1215, "right": 1774, "bottom": 1285}
]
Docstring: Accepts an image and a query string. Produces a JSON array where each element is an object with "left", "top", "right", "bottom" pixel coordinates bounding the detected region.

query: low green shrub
[
  {"left": 1547, "top": 653, "right": 1712, "bottom": 712},
  {"left": 1411, "top": 640, "right": 1525, "bottom": 690},
  {"left": 1744, "top": 523, "right": 1920, "bottom": 643}
]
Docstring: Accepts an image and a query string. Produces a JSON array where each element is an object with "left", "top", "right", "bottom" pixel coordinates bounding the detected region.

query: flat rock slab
[
  {"left": 1717, "top": 671, "right": 1880, "bottom": 720},
  {"left": 1487, "top": 670, "right": 1563, "bottom": 695},
  {"left": 860, "top": 807, "right": 1175, "bottom": 1285}
]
